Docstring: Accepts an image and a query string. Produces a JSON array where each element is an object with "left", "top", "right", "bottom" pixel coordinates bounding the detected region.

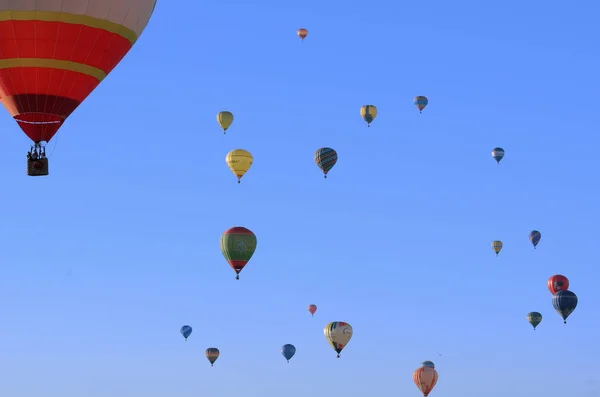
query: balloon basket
[{"left": 27, "top": 158, "right": 49, "bottom": 176}]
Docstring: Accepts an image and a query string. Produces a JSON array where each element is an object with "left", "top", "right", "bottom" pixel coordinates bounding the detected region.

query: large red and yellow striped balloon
[
  {"left": 0, "top": 0, "right": 156, "bottom": 143},
  {"left": 413, "top": 366, "right": 438, "bottom": 397}
]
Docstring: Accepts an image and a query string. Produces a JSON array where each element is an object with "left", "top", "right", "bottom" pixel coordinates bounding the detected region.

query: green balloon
[
  {"left": 527, "top": 312, "right": 542, "bottom": 330},
  {"left": 220, "top": 226, "right": 257, "bottom": 279}
]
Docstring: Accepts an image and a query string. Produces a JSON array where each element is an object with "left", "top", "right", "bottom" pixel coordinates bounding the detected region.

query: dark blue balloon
[
  {"left": 281, "top": 344, "right": 296, "bottom": 362},
  {"left": 552, "top": 290, "right": 578, "bottom": 324},
  {"left": 180, "top": 325, "right": 192, "bottom": 340}
]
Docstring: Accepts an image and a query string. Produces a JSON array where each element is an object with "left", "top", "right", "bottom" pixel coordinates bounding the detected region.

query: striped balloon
[
  {"left": 492, "top": 240, "right": 503, "bottom": 256},
  {"left": 314, "top": 148, "right": 338, "bottom": 178},
  {"left": 413, "top": 366, "right": 438, "bottom": 397},
  {"left": 324, "top": 321, "right": 353, "bottom": 358},
  {"left": 414, "top": 96, "right": 429, "bottom": 113},
  {"left": 220, "top": 227, "right": 257, "bottom": 280},
  {"left": 526, "top": 312, "right": 542, "bottom": 330},
  {"left": 205, "top": 348, "right": 220, "bottom": 366},
  {"left": 552, "top": 290, "right": 578, "bottom": 324},
  {"left": 491, "top": 147, "right": 505, "bottom": 164}
]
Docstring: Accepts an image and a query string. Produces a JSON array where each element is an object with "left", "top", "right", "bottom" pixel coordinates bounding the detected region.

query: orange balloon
[
  {"left": 297, "top": 28, "right": 308, "bottom": 41},
  {"left": 413, "top": 367, "right": 438, "bottom": 397},
  {"left": 308, "top": 304, "right": 317, "bottom": 316}
]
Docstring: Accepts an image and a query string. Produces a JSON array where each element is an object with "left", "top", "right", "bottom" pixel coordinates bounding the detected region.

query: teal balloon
[{"left": 526, "top": 312, "right": 542, "bottom": 330}]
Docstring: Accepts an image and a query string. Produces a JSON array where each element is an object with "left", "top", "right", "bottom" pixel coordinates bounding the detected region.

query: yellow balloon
[
  {"left": 360, "top": 105, "right": 377, "bottom": 126},
  {"left": 226, "top": 149, "right": 253, "bottom": 183},
  {"left": 217, "top": 111, "right": 234, "bottom": 133}
]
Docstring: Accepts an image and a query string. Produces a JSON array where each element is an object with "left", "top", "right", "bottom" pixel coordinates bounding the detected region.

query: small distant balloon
[
  {"left": 205, "top": 348, "right": 220, "bottom": 366},
  {"left": 529, "top": 230, "right": 541, "bottom": 248},
  {"left": 217, "top": 111, "right": 234, "bottom": 133},
  {"left": 527, "top": 312, "right": 542, "bottom": 330},
  {"left": 552, "top": 290, "right": 578, "bottom": 324},
  {"left": 422, "top": 361, "right": 435, "bottom": 368},
  {"left": 308, "top": 304, "right": 317, "bottom": 316},
  {"left": 491, "top": 147, "right": 504, "bottom": 164},
  {"left": 360, "top": 105, "right": 377, "bottom": 127},
  {"left": 180, "top": 325, "right": 192, "bottom": 341},
  {"left": 281, "top": 344, "right": 296, "bottom": 362},
  {"left": 314, "top": 147, "right": 337, "bottom": 178},
  {"left": 324, "top": 321, "right": 353, "bottom": 358},
  {"left": 297, "top": 28, "right": 308, "bottom": 41},
  {"left": 492, "top": 240, "right": 503, "bottom": 256},
  {"left": 414, "top": 96, "right": 428, "bottom": 113},
  {"left": 413, "top": 366, "right": 438, "bottom": 397},
  {"left": 548, "top": 274, "right": 569, "bottom": 295}
]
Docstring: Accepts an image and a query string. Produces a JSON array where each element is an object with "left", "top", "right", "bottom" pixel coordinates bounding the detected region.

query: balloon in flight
[
  {"left": 360, "top": 105, "right": 377, "bottom": 127},
  {"left": 491, "top": 147, "right": 505, "bottom": 164},
  {"left": 421, "top": 361, "right": 435, "bottom": 369},
  {"left": 548, "top": 274, "right": 569, "bottom": 295},
  {"left": 552, "top": 290, "right": 578, "bottom": 324},
  {"left": 281, "top": 344, "right": 296, "bottom": 362},
  {"left": 492, "top": 240, "right": 503, "bottom": 256},
  {"left": 220, "top": 227, "right": 257, "bottom": 279},
  {"left": 226, "top": 149, "right": 253, "bottom": 183},
  {"left": 205, "top": 348, "right": 220, "bottom": 366},
  {"left": 217, "top": 111, "right": 234, "bottom": 133},
  {"left": 297, "top": 28, "right": 308, "bottom": 41},
  {"left": 0, "top": 0, "right": 156, "bottom": 175},
  {"left": 308, "top": 304, "right": 317, "bottom": 316},
  {"left": 414, "top": 96, "right": 428, "bottom": 113},
  {"left": 526, "top": 312, "right": 542, "bottom": 330},
  {"left": 324, "top": 321, "right": 353, "bottom": 358},
  {"left": 413, "top": 366, "right": 438, "bottom": 397},
  {"left": 529, "top": 230, "right": 541, "bottom": 248},
  {"left": 180, "top": 325, "right": 192, "bottom": 341},
  {"left": 314, "top": 148, "right": 338, "bottom": 178}
]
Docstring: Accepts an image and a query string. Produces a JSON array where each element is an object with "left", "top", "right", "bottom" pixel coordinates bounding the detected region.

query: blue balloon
[
  {"left": 552, "top": 290, "right": 578, "bottom": 324},
  {"left": 529, "top": 230, "right": 541, "bottom": 248},
  {"left": 281, "top": 344, "right": 296, "bottom": 362},
  {"left": 421, "top": 360, "right": 435, "bottom": 368},
  {"left": 180, "top": 325, "right": 192, "bottom": 340}
]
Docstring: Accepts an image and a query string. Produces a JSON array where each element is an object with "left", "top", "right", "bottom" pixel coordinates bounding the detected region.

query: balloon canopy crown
[{"left": 27, "top": 142, "right": 49, "bottom": 176}]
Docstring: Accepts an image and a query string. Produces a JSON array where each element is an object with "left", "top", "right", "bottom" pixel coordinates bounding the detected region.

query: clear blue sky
[{"left": 1, "top": 1, "right": 599, "bottom": 396}]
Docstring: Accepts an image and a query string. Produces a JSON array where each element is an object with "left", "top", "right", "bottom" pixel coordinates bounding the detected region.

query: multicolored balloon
[
  {"left": 552, "top": 290, "right": 578, "bottom": 324},
  {"left": 308, "top": 304, "right": 317, "bottom": 316},
  {"left": 413, "top": 366, "right": 438, "bottom": 397},
  {"left": 220, "top": 227, "right": 257, "bottom": 280},
  {"left": 360, "top": 105, "right": 377, "bottom": 127},
  {"left": 491, "top": 147, "right": 505, "bottom": 164},
  {"left": 180, "top": 325, "right": 192, "bottom": 341},
  {"left": 548, "top": 274, "right": 569, "bottom": 295},
  {"left": 526, "top": 312, "right": 542, "bottom": 330},
  {"left": 421, "top": 361, "right": 435, "bottom": 369},
  {"left": 205, "top": 348, "right": 220, "bottom": 366},
  {"left": 414, "top": 96, "right": 428, "bottom": 113},
  {"left": 217, "top": 111, "right": 234, "bottom": 133},
  {"left": 225, "top": 149, "right": 253, "bottom": 183},
  {"left": 324, "top": 321, "right": 353, "bottom": 358},
  {"left": 492, "top": 240, "right": 503, "bottom": 256},
  {"left": 297, "top": 28, "right": 308, "bottom": 41},
  {"left": 281, "top": 344, "right": 296, "bottom": 362},
  {"left": 529, "top": 230, "right": 541, "bottom": 249},
  {"left": 314, "top": 148, "right": 337, "bottom": 178}
]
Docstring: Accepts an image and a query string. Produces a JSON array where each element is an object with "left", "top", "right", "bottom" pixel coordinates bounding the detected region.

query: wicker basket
[{"left": 27, "top": 158, "right": 49, "bottom": 176}]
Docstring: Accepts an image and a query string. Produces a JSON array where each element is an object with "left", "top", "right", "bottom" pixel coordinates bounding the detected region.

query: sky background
[{"left": 1, "top": 0, "right": 599, "bottom": 396}]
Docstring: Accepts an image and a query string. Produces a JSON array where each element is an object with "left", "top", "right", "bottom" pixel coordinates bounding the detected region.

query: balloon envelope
[
  {"left": 548, "top": 274, "right": 569, "bottom": 295},
  {"left": 0, "top": 0, "right": 156, "bottom": 143},
  {"left": 220, "top": 227, "right": 257, "bottom": 279},
  {"left": 491, "top": 147, "right": 505, "bottom": 163},
  {"left": 360, "top": 105, "right": 377, "bottom": 125},
  {"left": 324, "top": 321, "right": 353, "bottom": 357},
  {"left": 492, "top": 240, "right": 503, "bottom": 255},
  {"left": 297, "top": 28, "right": 308, "bottom": 40},
  {"left": 552, "top": 290, "right": 578, "bottom": 323},
  {"left": 314, "top": 147, "right": 337, "bottom": 178},
  {"left": 217, "top": 111, "right": 234, "bottom": 132},
  {"left": 527, "top": 312, "right": 542, "bottom": 330},
  {"left": 226, "top": 149, "right": 253, "bottom": 182},
  {"left": 529, "top": 230, "right": 541, "bottom": 248},
  {"left": 180, "top": 325, "right": 192, "bottom": 340},
  {"left": 281, "top": 344, "right": 296, "bottom": 362},
  {"left": 413, "top": 366, "right": 438, "bottom": 397},
  {"left": 421, "top": 360, "right": 435, "bottom": 368},
  {"left": 308, "top": 304, "right": 317, "bottom": 316},
  {"left": 205, "top": 348, "right": 220, "bottom": 366},
  {"left": 414, "top": 96, "right": 428, "bottom": 112}
]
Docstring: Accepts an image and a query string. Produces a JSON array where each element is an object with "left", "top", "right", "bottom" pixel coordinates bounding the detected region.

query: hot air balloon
[
  {"left": 314, "top": 147, "right": 337, "bottom": 178},
  {"left": 281, "top": 344, "right": 296, "bottom": 362},
  {"left": 324, "top": 321, "right": 353, "bottom": 358},
  {"left": 491, "top": 147, "right": 505, "bottom": 164},
  {"left": 180, "top": 325, "right": 192, "bottom": 341},
  {"left": 552, "top": 290, "right": 578, "bottom": 324},
  {"left": 529, "top": 230, "right": 541, "bottom": 248},
  {"left": 548, "top": 274, "right": 569, "bottom": 295},
  {"left": 217, "top": 111, "right": 234, "bottom": 133},
  {"left": 413, "top": 366, "right": 438, "bottom": 397},
  {"left": 205, "top": 348, "right": 220, "bottom": 366},
  {"left": 527, "top": 312, "right": 542, "bottom": 330},
  {"left": 226, "top": 149, "right": 253, "bottom": 183},
  {"left": 297, "top": 28, "right": 308, "bottom": 41},
  {"left": 492, "top": 240, "right": 503, "bottom": 256},
  {"left": 421, "top": 361, "right": 435, "bottom": 368},
  {"left": 0, "top": 1, "right": 156, "bottom": 176},
  {"left": 414, "top": 96, "right": 428, "bottom": 113},
  {"left": 220, "top": 227, "right": 257, "bottom": 280},
  {"left": 360, "top": 105, "right": 377, "bottom": 127},
  {"left": 308, "top": 304, "right": 317, "bottom": 316}
]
